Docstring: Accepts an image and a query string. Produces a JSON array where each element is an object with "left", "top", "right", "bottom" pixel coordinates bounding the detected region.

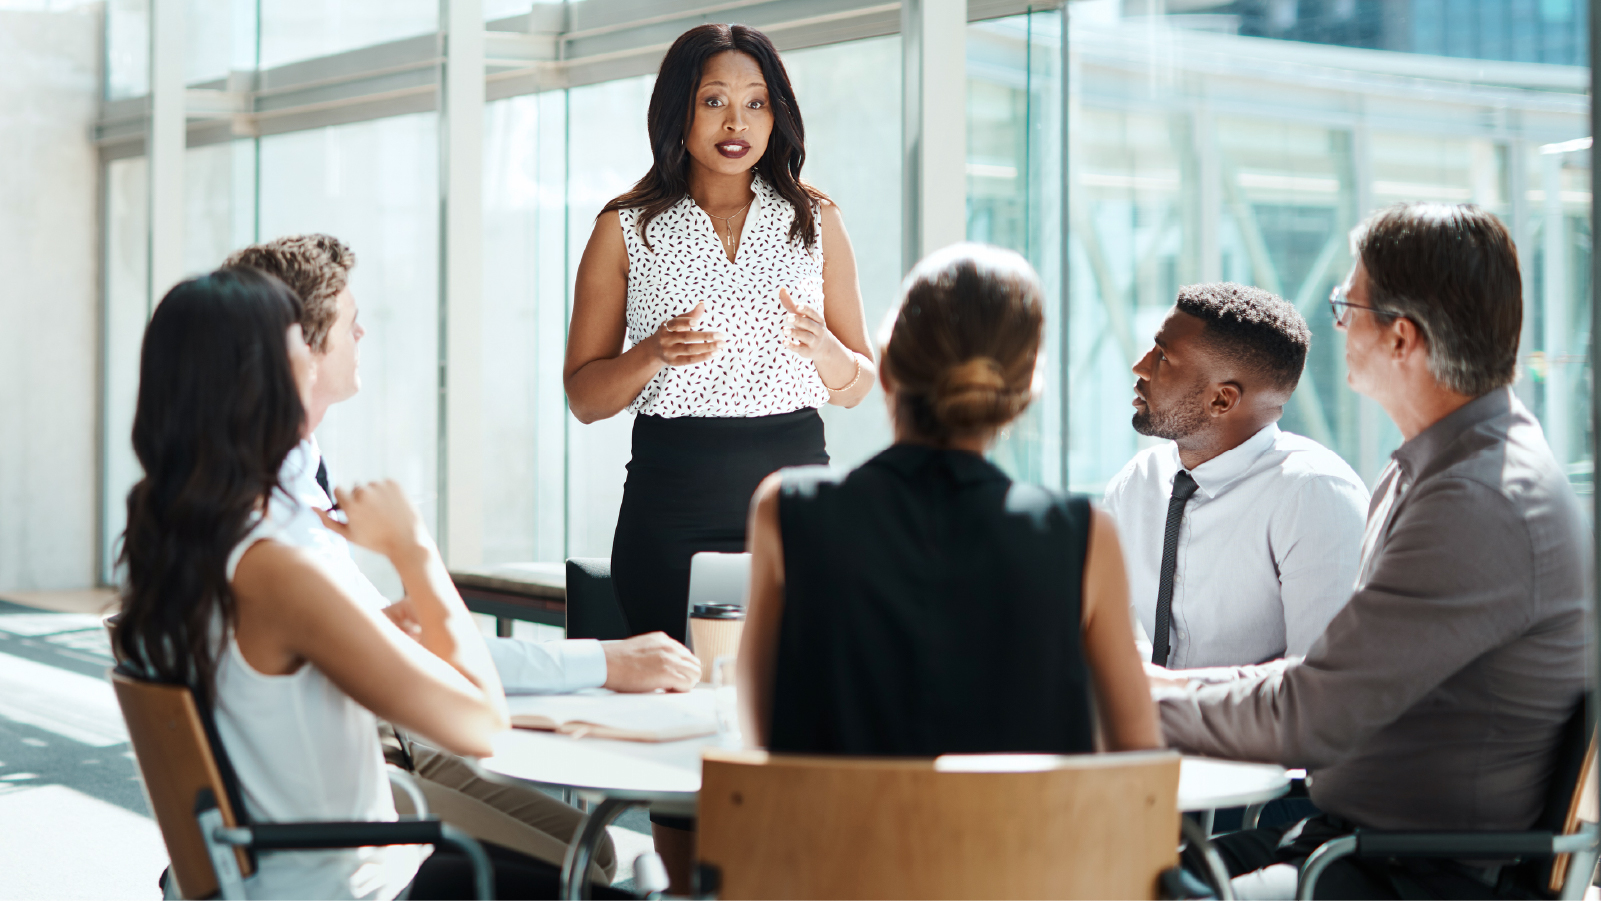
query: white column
[
  {"left": 1349, "top": 123, "right": 1387, "bottom": 485},
  {"left": 147, "top": 0, "right": 185, "bottom": 306},
  {"left": 440, "top": 0, "right": 485, "bottom": 566},
  {"left": 1192, "top": 106, "right": 1220, "bottom": 283},
  {"left": 1541, "top": 149, "right": 1570, "bottom": 468},
  {"left": 901, "top": 0, "right": 967, "bottom": 271},
  {"left": 1507, "top": 140, "right": 1538, "bottom": 415}
]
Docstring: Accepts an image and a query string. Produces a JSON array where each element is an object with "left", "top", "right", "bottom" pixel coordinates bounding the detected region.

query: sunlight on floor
[
  {"left": 0, "top": 783, "right": 165, "bottom": 900},
  {"left": 0, "top": 597, "right": 664, "bottom": 898}
]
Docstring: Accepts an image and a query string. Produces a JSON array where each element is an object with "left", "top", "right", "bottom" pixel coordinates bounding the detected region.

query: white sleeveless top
[
  {"left": 621, "top": 175, "right": 831, "bottom": 418},
  {"left": 216, "top": 514, "right": 422, "bottom": 900}
]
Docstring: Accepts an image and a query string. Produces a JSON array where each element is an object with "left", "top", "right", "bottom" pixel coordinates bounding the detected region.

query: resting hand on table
[{"left": 601, "top": 632, "right": 701, "bottom": 692}]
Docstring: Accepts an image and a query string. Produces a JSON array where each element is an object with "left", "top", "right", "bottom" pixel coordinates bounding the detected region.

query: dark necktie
[
  {"left": 1151, "top": 470, "right": 1200, "bottom": 667},
  {"left": 314, "top": 459, "right": 331, "bottom": 501}
]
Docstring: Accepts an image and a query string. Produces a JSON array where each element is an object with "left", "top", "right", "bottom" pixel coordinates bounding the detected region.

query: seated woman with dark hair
[
  {"left": 115, "top": 268, "right": 622, "bottom": 900},
  {"left": 739, "top": 244, "right": 1161, "bottom": 755}
]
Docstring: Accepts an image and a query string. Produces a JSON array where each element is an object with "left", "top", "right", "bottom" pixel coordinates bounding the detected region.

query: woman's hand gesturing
[
  {"left": 650, "top": 301, "right": 726, "bottom": 367},
  {"left": 779, "top": 288, "right": 837, "bottom": 360}
]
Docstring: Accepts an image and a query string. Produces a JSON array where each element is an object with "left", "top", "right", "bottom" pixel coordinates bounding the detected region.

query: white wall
[{"left": 0, "top": 8, "right": 102, "bottom": 591}]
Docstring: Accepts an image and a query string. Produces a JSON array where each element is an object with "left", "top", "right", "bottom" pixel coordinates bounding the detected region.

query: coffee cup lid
[{"left": 691, "top": 603, "right": 745, "bottom": 620}]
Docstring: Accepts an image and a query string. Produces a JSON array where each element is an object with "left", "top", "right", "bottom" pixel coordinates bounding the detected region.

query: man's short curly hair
[
  {"left": 1175, "top": 282, "right": 1310, "bottom": 393},
  {"left": 223, "top": 234, "right": 355, "bottom": 352}
]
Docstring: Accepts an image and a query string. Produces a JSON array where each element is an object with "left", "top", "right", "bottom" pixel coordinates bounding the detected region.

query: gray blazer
[{"left": 1158, "top": 388, "right": 1591, "bottom": 831}]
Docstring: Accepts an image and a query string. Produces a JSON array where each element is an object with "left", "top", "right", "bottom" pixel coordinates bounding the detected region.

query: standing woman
[{"left": 565, "top": 24, "right": 876, "bottom": 643}]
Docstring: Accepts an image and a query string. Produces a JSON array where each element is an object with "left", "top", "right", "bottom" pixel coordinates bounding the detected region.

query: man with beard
[{"left": 1102, "top": 283, "right": 1368, "bottom": 669}]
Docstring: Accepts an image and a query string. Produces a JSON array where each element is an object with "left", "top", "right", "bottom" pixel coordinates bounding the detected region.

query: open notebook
[{"left": 508, "top": 688, "right": 717, "bottom": 743}]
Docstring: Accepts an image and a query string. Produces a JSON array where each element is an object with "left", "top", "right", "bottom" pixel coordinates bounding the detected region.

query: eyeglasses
[{"left": 1328, "top": 283, "right": 1399, "bottom": 328}]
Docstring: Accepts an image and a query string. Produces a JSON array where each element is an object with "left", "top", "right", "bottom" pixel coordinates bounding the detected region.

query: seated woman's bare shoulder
[{"left": 230, "top": 538, "right": 362, "bottom": 675}]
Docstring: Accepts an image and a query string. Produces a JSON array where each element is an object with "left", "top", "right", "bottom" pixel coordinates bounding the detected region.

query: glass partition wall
[
  {"left": 97, "top": 0, "right": 1593, "bottom": 590},
  {"left": 1065, "top": 4, "right": 1592, "bottom": 494}
]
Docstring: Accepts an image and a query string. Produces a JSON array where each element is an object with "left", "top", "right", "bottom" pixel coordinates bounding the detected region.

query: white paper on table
[{"left": 507, "top": 688, "right": 717, "bottom": 742}]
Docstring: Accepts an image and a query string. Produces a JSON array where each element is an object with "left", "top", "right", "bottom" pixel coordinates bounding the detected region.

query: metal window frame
[
  {"left": 901, "top": 0, "right": 969, "bottom": 268},
  {"left": 96, "top": 0, "right": 1054, "bottom": 163}
]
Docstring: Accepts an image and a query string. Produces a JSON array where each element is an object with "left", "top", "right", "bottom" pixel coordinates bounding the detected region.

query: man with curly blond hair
[{"left": 225, "top": 234, "right": 362, "bottom": 432}]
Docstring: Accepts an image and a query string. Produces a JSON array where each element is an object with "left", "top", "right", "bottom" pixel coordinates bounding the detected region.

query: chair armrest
[
  {"left": 1285, "top": 771, "right": 1308, "bottom": 799},
  {"left": 1181, "top": 812, "right": 1236, "bottom": 900},
  {"left": 1354, "top": 830, "right": 1556, "bottom": 859},
  {"left": 232, "top": 820, "right": 449, "bottom": 849},
  {"left": 212, "top": 821, "right": 494, "bottom": 900},
  {"left": 387, "top": 765, "right": 430, "bottom": 819},
  {"left": 1297, "top": 826, "right": 1599, "bottom": 901}
]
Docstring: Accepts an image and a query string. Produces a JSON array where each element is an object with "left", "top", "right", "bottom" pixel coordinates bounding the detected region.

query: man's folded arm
[{"left": 1159, "top": 477, "right": 1535, "bottom": 768}]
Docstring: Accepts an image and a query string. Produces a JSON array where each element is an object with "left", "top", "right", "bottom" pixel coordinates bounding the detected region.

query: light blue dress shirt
[{"left": 274, "top": 437, "right": 608, "bottom": 693}]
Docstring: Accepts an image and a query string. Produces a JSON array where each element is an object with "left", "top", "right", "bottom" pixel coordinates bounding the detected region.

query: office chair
[
  {"left": 697, "top": 747, "right": 1188, "bottom": 900},
  {"left": 1295, "top": 693, "right": 1598, "bottom": 900},
  {"left": 565, "top": 558, "right": 632, "bottom": 641},
  {"left": 112, "top": 664, "right": 493, "bottom": 900}
]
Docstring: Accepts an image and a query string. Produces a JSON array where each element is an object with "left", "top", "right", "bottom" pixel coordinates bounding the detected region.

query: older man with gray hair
[{"left": 1157, "top": 203, "right": 1591, "bottom": 899}]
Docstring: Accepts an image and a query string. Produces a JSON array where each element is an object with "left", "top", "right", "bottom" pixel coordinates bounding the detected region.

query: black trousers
[
  {"left": 1195, "top": 815, "right": 1509, "bottom": 900},
  {"left": 405, "top": 840, "right": 631, "bottom": 900},
  {"left": 611, "top": 409, "right": 828, "bottom": 643}
]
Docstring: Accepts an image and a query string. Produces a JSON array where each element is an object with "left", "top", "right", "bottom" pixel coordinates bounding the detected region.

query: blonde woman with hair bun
[{"left": 737, "top": 243, "right": 1162, "bottom": 755}]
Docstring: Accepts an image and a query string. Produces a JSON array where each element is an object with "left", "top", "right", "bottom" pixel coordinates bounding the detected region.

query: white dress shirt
[
  {"left": 1101, "top": 423, "right": 1369, "bottom": 668},
  {"left": 273, "top": 438, "right": 607, "bottom": 693}
]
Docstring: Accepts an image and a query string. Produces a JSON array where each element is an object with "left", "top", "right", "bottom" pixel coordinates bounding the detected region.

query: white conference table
[{"left": 476, "top": 690, "right": 1291, "bottom": 899}]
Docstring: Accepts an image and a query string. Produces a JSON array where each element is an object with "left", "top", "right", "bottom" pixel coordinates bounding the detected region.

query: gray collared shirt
[{"left": 1157, "top": 388, "right": 1591, "bottom": 831}]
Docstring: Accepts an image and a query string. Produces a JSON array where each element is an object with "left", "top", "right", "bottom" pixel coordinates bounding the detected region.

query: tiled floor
[{"left": 0, "top": 596, "right": 655, "bottom": 899}]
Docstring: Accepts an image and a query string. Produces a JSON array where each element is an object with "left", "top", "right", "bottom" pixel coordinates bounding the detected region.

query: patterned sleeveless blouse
[{"left": 620, "top": 175, "right": 830, "bottom": 418}]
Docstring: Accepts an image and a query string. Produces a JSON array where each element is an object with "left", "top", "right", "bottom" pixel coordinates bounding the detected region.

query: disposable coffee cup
[{"left": 689, "top": 603, "right": 745, "bottom": 684}]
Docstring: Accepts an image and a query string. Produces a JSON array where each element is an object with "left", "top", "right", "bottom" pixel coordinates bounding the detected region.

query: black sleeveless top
[{"left": 768, "top": 444, "right": 1096, "bottom": 756}]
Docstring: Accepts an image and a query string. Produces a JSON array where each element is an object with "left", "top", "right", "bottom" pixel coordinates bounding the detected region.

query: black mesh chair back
[
  {"left": 565, "top": 557, "right": 632, "bottom": 640},
  {"left": 1523, "top": 691, "right": 1597, "bottom": 895}
]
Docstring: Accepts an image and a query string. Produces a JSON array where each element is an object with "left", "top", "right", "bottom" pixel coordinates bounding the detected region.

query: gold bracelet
[{"left": 822, "top": 354, "right": 862, "bottom": 393}]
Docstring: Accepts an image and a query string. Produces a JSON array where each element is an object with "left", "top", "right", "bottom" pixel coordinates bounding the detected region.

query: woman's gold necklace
[{"left": 701, "top": 198, "right": 753, "bottom": 252}]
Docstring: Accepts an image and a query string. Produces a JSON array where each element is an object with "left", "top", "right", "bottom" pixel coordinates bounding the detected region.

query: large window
[
  {"left": 258, "top": 114, "right": 443, "bottom": 595},
  {"left": 258, "top": 0, "right": 439, "bottom": 70},
  {"left": 100, "top": 156, "right": 148, "bottom": 578},
  {"left": 790, "top": 35, "right": 905, "bottom": 474},
  {"left": 482, "top": 90, "right": 569, "bottom": 566},
  {"left": 97, "top": 0, "right": 1593, "bottom": 584},
  {"left": 966, "top": 11, "right": 1063, "bottom": 487},
  {"left": 1062, "top": 3, "right": 1591, "bottom": 493}
]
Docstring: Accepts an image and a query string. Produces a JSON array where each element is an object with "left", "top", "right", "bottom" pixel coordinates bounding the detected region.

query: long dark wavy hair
[
  {"left": 117, "top": 268, "right": 307, "bottom": 705},
  {"left": 601, "top": 23, "right": 827, "bottom": 251}
]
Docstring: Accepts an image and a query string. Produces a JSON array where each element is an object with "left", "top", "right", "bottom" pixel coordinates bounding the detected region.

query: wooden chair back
[
  {"left": 697, "top": 748, "right": 1182, "bottom": 900},
  {"left": 1548, "top": 729, "right": 1598, "bottom": 893},
  {"left": 102, "top": 613, "right": 124, "bottom": 663},
  {"left": 112, "top": 670, "right": 254, "bottom": 899}
]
